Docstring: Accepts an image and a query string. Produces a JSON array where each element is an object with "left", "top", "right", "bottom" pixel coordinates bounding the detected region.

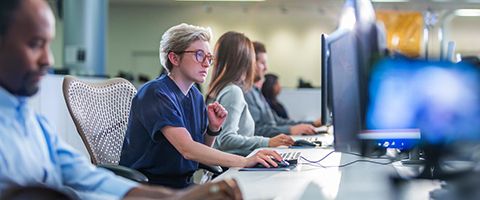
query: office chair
[
  {"left": 62, "top": 76, "right": 222, "bottom": 183},
  {"left": 62, "top": 75, "right": 148, "bottom": 183}
]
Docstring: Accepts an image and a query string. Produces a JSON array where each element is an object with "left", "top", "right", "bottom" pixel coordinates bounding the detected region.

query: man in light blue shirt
[{"left": 0, "top": 0, "right": 241, "bottom": 199}]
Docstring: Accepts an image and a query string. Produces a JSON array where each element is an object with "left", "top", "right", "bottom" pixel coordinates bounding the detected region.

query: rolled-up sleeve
[
  {"left": 40, "top": 116, "right": 139, "bottom": 199},
  {"left": 56, "top": 140, "right": 138, "bottom": 199}
]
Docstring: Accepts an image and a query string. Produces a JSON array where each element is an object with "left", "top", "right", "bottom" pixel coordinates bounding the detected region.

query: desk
[{"left": 214, "top": 146, "right": 440, "bottom": 200}]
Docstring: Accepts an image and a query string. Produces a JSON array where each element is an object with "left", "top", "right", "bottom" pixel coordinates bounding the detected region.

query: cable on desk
[
  {"left": 299, "top": 150, "right": 391, "bottom": 164},
  {"left": 299, "top": 150, "right": 336, "bottom": 163},
  {"left": 341, "top": 151, "right": 394, "bottom": 160},
  {"left": 301, "top": 159, "right": 395, "bottom": 168}
]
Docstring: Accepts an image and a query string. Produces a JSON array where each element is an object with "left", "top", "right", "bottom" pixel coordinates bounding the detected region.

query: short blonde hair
[{"left": 159, "top": 23, "right": 212, "bottom": 73}]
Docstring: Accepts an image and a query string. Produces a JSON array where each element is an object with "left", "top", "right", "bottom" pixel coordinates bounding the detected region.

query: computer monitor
[
  {"left": 365, "top": 57, "right": 480, "bottom": 178},
  {"left": 328, "top": 30, "right": 363, "bottom": 152},
  {"left": 320, "top": 34, "right": 332, "bottom": 126},
  {"left": 324, "top": 0, "right": 382, "bottom": 153}
]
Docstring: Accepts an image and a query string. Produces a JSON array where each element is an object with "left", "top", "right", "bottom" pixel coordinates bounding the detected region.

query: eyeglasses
[{"left": 178, "top": 49, "right": 214, "bottom": 66}]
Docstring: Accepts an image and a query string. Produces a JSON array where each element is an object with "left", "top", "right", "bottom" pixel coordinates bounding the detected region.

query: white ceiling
[
  {"left": 109, "top": 0, "right": 480, "bottom": 8},
  {"left": 108, "top": 0, "right": 480, "bottom": 18}
]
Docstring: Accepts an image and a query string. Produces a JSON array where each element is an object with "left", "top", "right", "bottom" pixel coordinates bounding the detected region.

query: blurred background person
[
  {"left": 245, "top": 41, "right": 321, "bottom": 138},
  {"left": 262, "top": 73, "right": 289, "bottom": 119}
]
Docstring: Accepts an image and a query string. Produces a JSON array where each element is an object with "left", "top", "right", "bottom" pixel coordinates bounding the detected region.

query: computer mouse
[
  {"left": 293, "top": 139, "right": 317, "bottom": 147},
  {"left": 276, "top": 160, "right": 290, "bottom": 168},
  {"left": 253, "top": 159, "right": 290, "bottom": 168}
]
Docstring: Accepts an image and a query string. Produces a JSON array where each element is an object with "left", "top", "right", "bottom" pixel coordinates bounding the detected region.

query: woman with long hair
[{"left": 207, "top": 32, "right": 294, "bottom": 156}]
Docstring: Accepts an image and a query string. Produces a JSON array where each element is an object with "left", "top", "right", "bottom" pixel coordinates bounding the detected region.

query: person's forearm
[
  {"left": 182, "top": 141, "right": 247, "bottom": 167},
  {"left": 123, "top": 185, "right": 177, "bottom": 200}
]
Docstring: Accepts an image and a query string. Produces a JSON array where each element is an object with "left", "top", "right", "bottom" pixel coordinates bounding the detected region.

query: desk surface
[{"left": 214, "top": 144, "right": 439, "bottom": 200}]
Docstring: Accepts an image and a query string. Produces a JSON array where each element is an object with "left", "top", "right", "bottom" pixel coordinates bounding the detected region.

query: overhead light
[
  {"left": 176, "top": 0, "right": 265, "bottom": 1},
  {"left": 371, "top": 0, "right": 409, "bottom": 2},
  {"left": 455, "top": 9, "right": 480, "bottom": 16}
]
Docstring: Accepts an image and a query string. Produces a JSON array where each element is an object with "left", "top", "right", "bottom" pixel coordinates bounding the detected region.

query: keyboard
[
  {"left": 281, "top": 151, "right": 301, "bottom": 165},
  {"left": 314, "top": 126, "right": 329, "bottom": 134}
]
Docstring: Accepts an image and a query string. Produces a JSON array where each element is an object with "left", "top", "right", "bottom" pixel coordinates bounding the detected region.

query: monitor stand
[
  {"left": 415, "top": 147, "right": 472, "bottom": 180},
  {"left": 401, "top": 147, "right": 424, "bottom": 165}
]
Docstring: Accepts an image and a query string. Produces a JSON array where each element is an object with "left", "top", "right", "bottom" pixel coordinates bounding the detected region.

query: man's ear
[{"left": 168, "top": 52, "right": 180, "bottom": 66}]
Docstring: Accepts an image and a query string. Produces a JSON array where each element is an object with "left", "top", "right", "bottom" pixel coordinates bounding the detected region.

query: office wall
[
  {"left": 49, "top": 4, "right": 480, "bottom": 88},
  {"left": 448, "top": 16, "right": 480, "bottom": 56},
  {"left": 107, "top": 4, "right": 337, "bottom": 88}
]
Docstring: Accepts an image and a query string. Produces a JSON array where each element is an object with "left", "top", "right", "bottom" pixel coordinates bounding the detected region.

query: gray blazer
[{"left": 244, "top": 86, "right": 312, "bottom": 137}]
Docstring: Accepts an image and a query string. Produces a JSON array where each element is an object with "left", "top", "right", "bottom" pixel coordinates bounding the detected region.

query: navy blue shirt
[{"left": 119, "top": 75, "right": 207, "bottom": 188}]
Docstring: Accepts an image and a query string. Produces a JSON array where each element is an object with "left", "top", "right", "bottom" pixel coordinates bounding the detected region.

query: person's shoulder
[
  {"left": 138, "top": 76, "right": 172, "bottom": 97},
  {"left": 219, "top": 84, "right": 243, "bottom": 97},
  {"left": 243, "top": 87, "right": 255, "bottom": 99},
  {"left": 216, "top": 84, "right": 247, "bottom": 106}
]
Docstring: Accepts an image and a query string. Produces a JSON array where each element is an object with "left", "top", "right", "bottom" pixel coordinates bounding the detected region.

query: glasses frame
[{"left": 177, "top": 49, "right": 214, "bottom": 66}]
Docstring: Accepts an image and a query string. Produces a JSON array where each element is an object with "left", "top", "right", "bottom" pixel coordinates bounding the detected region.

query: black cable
[
  {"left": 299, "top": 150, "right": 336, "bottom": 163},
  {"left": 342, "top": 151, "right": 394, "bottom": 160},
  {"left": 337, "top": 159, "right": 395, "bottom": 168},
  {"left": 299, "top": 150, "right": 391, "bottom": 164},
  {"left": 302, "top": 159, "right": 395, "bottom": 168}
]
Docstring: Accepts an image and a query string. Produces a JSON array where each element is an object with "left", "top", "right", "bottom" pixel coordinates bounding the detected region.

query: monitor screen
[{"left": 366, "top": 58, "right": 480, "bottom": 145}]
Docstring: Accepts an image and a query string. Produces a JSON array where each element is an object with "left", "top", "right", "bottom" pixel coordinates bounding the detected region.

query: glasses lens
[
  {"left": 195, "top": 50, "right": 205, "bottom": 63},
  {"left": 207, "top": 56, "right": 213, "bottom": 65}
]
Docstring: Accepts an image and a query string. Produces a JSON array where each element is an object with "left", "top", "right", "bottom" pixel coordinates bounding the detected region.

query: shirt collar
[
  {"left": 0, "top": 86, "right": 29, "bottom": 111},
  {"left": 253, "top": 86, "right": 261, "bottom": 92}
]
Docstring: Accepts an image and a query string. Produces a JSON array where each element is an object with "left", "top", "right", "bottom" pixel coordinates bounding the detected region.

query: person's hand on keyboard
[
  {"left": 268, "top": 134, "right": 295, "bottom": 147},
  {"left": 244, "top": 149, "right": 283, "bottom": 168},
  {"left": 290, "top": 124, "right": 316, "bottom": 135},
  {"left": 312, "top": 118, "right": 322, "bottom": 127}
]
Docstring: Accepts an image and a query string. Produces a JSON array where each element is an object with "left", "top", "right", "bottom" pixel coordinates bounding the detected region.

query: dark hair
[
  {"left": 262, "top": 73, "right": 279, "bottom": 103},
  {"left": 207, "top": 31, "right": 256, "bottom": 99},
  {"left": 0, "top": 0, "right": 23, "bottom": 37},
  {"left": 253, "top": 41, "right": 266, "bottom": 60}
]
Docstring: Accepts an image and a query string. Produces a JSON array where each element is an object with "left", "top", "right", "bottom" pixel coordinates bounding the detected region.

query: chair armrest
[
  {"left": 198, "top": 163, "right": 223, "bottom": 175},
  {"left": 98, "top": 164, "right": 149, "bottom": 183}
]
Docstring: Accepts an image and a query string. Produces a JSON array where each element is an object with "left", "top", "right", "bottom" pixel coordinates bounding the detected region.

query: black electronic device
[
  {"left": 322, "top": 0, "right": 383, "bottom": 153},
  {"left": 253, "top": 159, "right": 291, "bottom": 168},
  {"left": 293, "top": 139, "right": 317, "bottom": 148}
]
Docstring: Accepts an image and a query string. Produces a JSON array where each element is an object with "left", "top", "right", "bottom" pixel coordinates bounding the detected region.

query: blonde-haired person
[
  {"left": 206, "top": 32, "right": 294, "bottom": 156},
  {"left": 120, "top": 24, "right": 283, "bottom": 189},
  {"left": 0, "top": 0, "right": 241, "bottom": 199}
]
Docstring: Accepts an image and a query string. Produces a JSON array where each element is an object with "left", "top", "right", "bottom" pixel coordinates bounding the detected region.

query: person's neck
[
  {"left": 254, "top": 80, "right": 264, "bottom": 89},
  {"left": 168, "top": 72, "right": 193, "bottom": 96}
]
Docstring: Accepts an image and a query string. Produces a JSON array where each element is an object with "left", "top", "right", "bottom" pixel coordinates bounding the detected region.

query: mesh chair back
[{"left": 62, "top": 75, "right": 137, "bottom": 165}]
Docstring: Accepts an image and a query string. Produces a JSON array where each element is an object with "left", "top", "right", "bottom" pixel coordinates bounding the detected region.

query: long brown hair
[{"left": 207, "top": 31, "right": 256, "bottom": 99}]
